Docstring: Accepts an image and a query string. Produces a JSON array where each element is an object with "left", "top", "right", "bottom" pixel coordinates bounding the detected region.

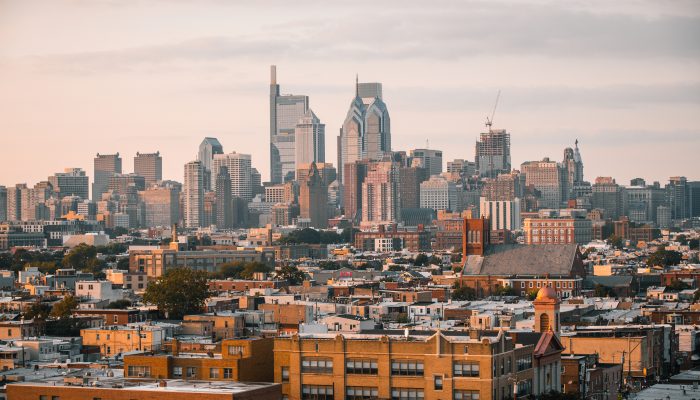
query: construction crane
[{"left": 485, "top": 90, "right": 501, "bottom": 132}]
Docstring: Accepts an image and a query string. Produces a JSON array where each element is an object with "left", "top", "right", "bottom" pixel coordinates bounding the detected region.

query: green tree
[
  {"left": 143, "top": 268, "right": 211, "bottom": 319},
  {"left": 24, "top": 302, "right": 52, "bottom": 320},
  {"left": 275, "top": 265, "right": 306, "bottom": 285},
  {"left": 62, "top": 244, "right": 102, "bottom": 273},
  {"left": 216, "top": 262, "right": 246, "bottom": 279},
  {"left": 319, "top": 231, "right": 341, "bottom": 244},
  {"left": 647, "top": 249, "right": 683, "bottom": 267},
  {"left": 689, "top": 239, "right": 699, "bottom": 250},
  {"left": 527, "top": 289, "right": 539, "bottom": 301},
  {"left": 668, "top": 279, "right": 690, "bottom": 292},
  {"left": 414, "top": 253, "right": 429, "bottom": 266},
  {"left": 452, "top": 285, "right": 477, "bottom": 301},
  {"left": 106, "top": 299, "right": 132, "bottom": 309},
  {"left": 594, "top": 284, "right": 616, "bottom": 298},
  {"left": 677, "top": 235, "right": 689, "bottom": 245},
  {"left": 318, "top": 261, "right": 343, "bottom": 270},
  {"left": 494, "top": 285, "right": 516, "bottom": 296},
  {"left": 607, "top": 235, "right": 624, "bottom": 250},
  {"left": 241, "top": 262, "right": 272, "bottom": 279},
  {"left": 51, "top": 295, "right": 78, "bottom": 318},
  {"left": 116, "top": 258, "right": 130, "bottom": 270},
  {"left": 388, "top": 265, "right": 406, "bottom": 272},
  {"left": 339, "top": 228, "right": 360, "bottom": 243}
]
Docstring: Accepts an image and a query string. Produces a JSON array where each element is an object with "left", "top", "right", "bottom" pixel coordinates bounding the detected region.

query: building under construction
[{"left": 475, "top": 128, "right": 511, "bottom": 178}]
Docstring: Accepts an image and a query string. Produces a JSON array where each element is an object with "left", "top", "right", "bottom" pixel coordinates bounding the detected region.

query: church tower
[{"left": 534, "top": 285, "right": 560, "bottom": 335}]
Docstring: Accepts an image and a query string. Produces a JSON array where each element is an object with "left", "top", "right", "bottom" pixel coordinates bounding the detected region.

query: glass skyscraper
[{"left": 270, "top": 65, "right": 309, "bottom": 183}]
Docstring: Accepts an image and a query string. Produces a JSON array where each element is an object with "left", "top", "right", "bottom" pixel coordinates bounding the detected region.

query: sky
[{"left": 0, "top": 0, "right": 699, "bottom": 189}]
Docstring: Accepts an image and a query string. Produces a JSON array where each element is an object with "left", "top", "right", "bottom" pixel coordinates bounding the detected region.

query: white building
[
  {"left": 183, "top": 160, "right": 204, "bottom": 228},
  {"left": 212, "top": 152, "right": 252, "bottom": 201},
  {"left": 75, "top": 280, "right": 124, "bottom": 303},
  {"left": 420, "top": 175, "right": 458, "bottom": 212},
  {"left": 295, "top": 109, "right": 325, "bottom": 172}
]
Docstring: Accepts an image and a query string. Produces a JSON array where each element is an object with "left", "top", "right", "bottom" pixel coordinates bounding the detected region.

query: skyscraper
[
  {"left": 338, "top": 77, "right": 391, "bottom": 183},
  {"left": 475, "top": 129, "right": 511, "bottom": 178},
  {"left": 410, "top": 149, "right": 443, "bottom": 176},
  {"left": 270, "top": 65, "right": 309, "bottom": 183},
  {"left": 6, "top": 184, "right": 26, "bottom": 221},
  {"left": 184, "top": 160, "right": 204, "bottom": 228},
  {"left": 212, "top": 152, "right": 252, "bottom": 201},
  {"left": 361, "top": 160, "right": 400, "bottom": 227},
  {"left": 140, "top": 184, "right": 180, "bottom": 228},
  {"left": 561, "top": 140, "right": 584, "bottom": 200},
  {"left": 46, "top": 168, "right": 87, "bottom": 201},
  {"left": 298, "top": 162, "right": 328, "bottom": 228},
  {"left": 591, "top": 177, "right": 623, "bottom": 220},
  {"left": 420, "top": 175, "right": 459, "bottom": 212},
  {"left": 93, "top": 153, "right": 122, "bottom": 201},
  {"left": 666, "top": 176, "right": 689, "bottom": 220},
  {"left": 294, "top": 109, "right": 325, "bottom": 172},
  {"left": 198, "top": 138, "right": 223, "bottom": 191},
  {"left": 215, "top": 166, "right": 233, "bottom": 229},
  {"left": 0, "top": 186, "right": 6, "bottom": 222},
  {"left": 134, "top": 152, "right": 163, "bottom": 187},
  {"left": 521, "top": 158, "right": 563, "bottom": 209},
  {"left": 343, "top": 160, "right": 368, "bottom": 222}
]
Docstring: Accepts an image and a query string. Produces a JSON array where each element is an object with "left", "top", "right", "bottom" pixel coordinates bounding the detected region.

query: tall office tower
[
  {"left": 183, "top": 161, "right": 204, "bottom": 228},
  {"left": 48, "top": 168, "right": 89, "bottom": 200},
  {"left": 399, "top": 166, "right": 429, "bottom": 210},
  {"left": 420, "top": 175, "right": 459, "bottom": 212},
  {"left": 338, "top": 77, "right": 391, "bottom": 183},
  {"left": 0, "top": 186, "right": 6, "bottom": 222},
  {"left": 657, "top": 205, "right": 671, "bottom": 229},
  {"left": 140, "top": 184, "right": 179, "bottom": 228},
  {"left": 343, "top": 160, "right": 368, "bottom": 222},
  {"left": 296, "top": 162, "right": 337, "bottom": 187},
  {"left": 212, "top": 152, "right": 252, "bottom": 202},
  {"left": 202, "top": 191, "right": 217, "bottom": 227},
  {"left": 481, "top": 172, "right": 522, "bottom": 201},
  {"left": 269, "top": 65, "right": 309, "bottom": 183},
  {"left": 446, "top": 159, "right": 476, "bottom": 177},
  {"left": 666, "top": 176, "right": 689, "bottom": 220},
  {"left": 591, "top": 177, "right": 623, "bottom": 220},
  {"left": 410, "top": 148, "right": 443, "bottom": 176},
  {"left": 93, "top": 153, "right": 122, "bottom": 201},
  {"left": 198, "top": 138, "right": 224, "bottom": 191},
  {"left": 250, "top": 168, "right": 264, "bottom": 197},
  {"left": 521, "top": 158, "right": 563, "bottom": 209},
  {"left": 299, "top": 162, "right": 328, "bottom": 228},
  {"left": 480, "top": 197, "right": 522, "bottom": 231},
  {"left": 689, "top": 181, "right": 700, "bottom": 218},
  {"left": 561, "top": 140, "right": 584, "bottom": 200},
  {"left": 625, "top": 183, "right": 666, "bottom": 224},
  {"left": 361, "top": 161, "right": 400, "bottom": 226},
  {"left": 294, "top": 109, "right": 325, "bottom": 172},
  {"left": 475, "top": 129, "right": 511, "bottom": 178},
  {"left": 134, "top": 152, "right": 163, "bottom": 187},
  {"left": 6, "top": 184, "right": 26, "bottom": 221},
  {"left": 215, "top": 166, "right": 233, "bottom": 229}
]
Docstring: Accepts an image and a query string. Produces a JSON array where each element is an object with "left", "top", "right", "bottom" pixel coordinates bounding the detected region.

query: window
[
  {"left": 223, "top": 368, "right": 233, "bottom": 379},
  {"left": 127, "top": 366, "right": 151, "bottom": 377},
  {"left": 453, "top": 361, "right": 480, "bottom": 377},
  {"left": 302, "top": 358, "right": 333, "bottom": 374},
  {"left": 346, "top": 359, "right": 378, "bottom": 375},
  {"left": 228, "top": 345, "right": 244, "bottom": 355},
  {"left": 521, "top": 282, "right": 525, "bottom": 288},
  {"left": 517, "top": 379, "right": 533, "bottom": 396},
  {"left": 454, "top": 390, "right": 480, "bottom": 400},
  {"left": 391, "top": 360, "right": 424, "bottom": 376},
  {"left": 434, "top": 375, "right": 443, "bottom": 390},
  {"left": 172, "top": 366, "right": 182, "bottom": 377},
  {"left": 186, "top": 367, "right": 197, "bottom": 378},
  {"left": 346, "top": 386, "right": 378, "bottom": 400},
  {"left": 391, "top": 388, "right": 424, "bottom": 400},
  {"left": 114, "top": 316, "right": 119, "bottom": 323},
  {"left": 209, "top": 368, "right": 219, "bottom": 379},
  {"left": 517, "top": 355, "right": 533, "bottom": 371},
  {"left": 301, "top": 384, "right": 333, "bottom": 400}
]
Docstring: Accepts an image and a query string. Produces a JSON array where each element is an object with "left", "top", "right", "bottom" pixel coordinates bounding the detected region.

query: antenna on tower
[{"left": 485, "top": 90, "right": 501, "bottom": 132}]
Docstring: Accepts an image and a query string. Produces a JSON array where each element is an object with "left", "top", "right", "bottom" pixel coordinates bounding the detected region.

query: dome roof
[{"left": 535, "top": 286, "right": 558, "bottom": 302}]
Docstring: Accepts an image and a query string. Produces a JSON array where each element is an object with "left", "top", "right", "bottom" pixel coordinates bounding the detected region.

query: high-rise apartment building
[
  {"left": 399, "top": 166, "right": 429, "bottom": 211},
  {"left": 298, "top": 162, "right": 328, "bottom": 228},
  {"left": 212, "top": 152, "right": 252, "bottom": 201},
  {"left": 294, "top": 110, "right": 325, "bottom": 173},
  {"left": 0, "top": 186, "right": 6, "bottom": 222},
  {"left": 420, "top": 175, "right": 459, "bottom": 212},
  {"left": 591, "top": 177, "right": 623, "bottom": 220},
  {"left": 6, "top": 184, "right": 26, "bottom": 221},
  {"left": 134, "top": 152, "right": 163, "bottom": 187},
  {"left": 270, "top": 65, "right": 309, "bottom": 183},
  {"left": 198, "top": 138, "right": 223, "bottom": 191},
  {"left": 184, "top": 161, "right": 204, "bottom": 228},
  {"left": 343, "top": 160, "right": 368, "bottom": 222},
  {"left": 361, "top": 161, "right": 400, "bottom": 226},
  {"left": 689, "top": 181, "right": 700, "bottom": 218},
  {"left": 521, "top": 158, "right": 563, "bottom": 209},
  {"left": 666, "top": 176, "right": 688, "bottom": 220},
  {"left": 93, "top": 153, "right": 122, "bottom": 201},
  {"left": 48, "top": 168, "right": 89, "bottom": 200},
  {"left": 410, "top": 148, "right": 443, "bottom": 176},
  {"left": 215, "top": 166, "right": 233, "bottom": 229},
  {"left": 339, "top": 78, "right": 391, "bottom": 183},
  {"left": 475, "top": 129, "right": 511, "bottom": 178},
  {"left": 480, "top": 197, "right": 522, "bottom": 231}
]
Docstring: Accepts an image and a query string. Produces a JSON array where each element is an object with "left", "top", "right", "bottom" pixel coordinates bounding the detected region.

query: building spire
[{"left": 355, "top": 74, "right": 359, "bottom": 97}]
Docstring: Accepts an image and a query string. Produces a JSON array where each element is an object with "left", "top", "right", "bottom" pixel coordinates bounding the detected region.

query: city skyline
[{"left": 1, "top": 0, "right": 699, "bottom": 187}]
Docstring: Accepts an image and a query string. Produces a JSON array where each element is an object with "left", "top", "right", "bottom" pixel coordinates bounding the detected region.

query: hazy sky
[{"left": 1, "top": 0, "right": 698, "bottom": 189}]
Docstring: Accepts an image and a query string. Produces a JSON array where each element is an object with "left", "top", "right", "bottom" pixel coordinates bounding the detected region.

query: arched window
[{"left": 539, "top": 313, "right": 550, "bottom": 332}]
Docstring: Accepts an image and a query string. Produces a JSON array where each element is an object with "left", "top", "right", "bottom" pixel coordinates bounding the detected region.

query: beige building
[{"left": 81, "top": 322, "right": 180, "bottom": 356}]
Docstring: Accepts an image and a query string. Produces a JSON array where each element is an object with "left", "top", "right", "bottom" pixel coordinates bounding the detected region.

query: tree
[
  {"left": 319, "top": 231, "right": 341, "bottom": 244},
  {"left": 241, "top": 262, "right": 272, "bottom": 279},
  {"left": 388, "top": 265, "right": 406, "bottom": 272},
  {"left": 677, "top": 234, "right": 689, "bottom": 245},
  {"left": 340, "top": 228, "right": 360, "bottom": 243},
  {"left": 452, "top": 285, "right": 477, "bottom": 301},
  {"left": 494, "top": 285, "right": 516, "bottom": 297},
  {"left": 647, "top": 249, "right": 682, "bottom": 267},
  {"left": 275, "top": 265, "right": 306, "bottom": 285},
  {"left": 116, "top": 258, "right": 130, "bottom": 270},
  {"left": 594, "top": 284, "right": 616, "bottom": 298},
  {"left": 143, "top": 268, "right": 211, "bottom": 319},
  {"left": 526, "top": 289, "right": 539, "bottom": 301},
  {"left": 51, "top": 295, "right": 78, "bottom": 318},
  {"left": 24, "top": 302, "right": 52, "bottom": 320},
  {"left": 607, "top": 235, "right": 624, "bottom": 250},
  {"left": 668, "top": 279, "right": 690, "bottom": 292},
  {"left": 278, "top": 228, "right": 321, "bottom": 244},
  {"left": 216, "top": 262, "right": 246, "bottom": 279},
  {"left": 413, "top": 253, "right": 429, "bottom": 266},
  {"left": 106, "top": 299, "right": 132, "bottom": 309},
  {"left": 62, "top": 244, "right": 102, "bottom": 273},
  {"left": 689, "top": 239, "right": 699, "bottom": 250},
  {"left": 318, "top": 261, "right": 343, "bottom": 270}
]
